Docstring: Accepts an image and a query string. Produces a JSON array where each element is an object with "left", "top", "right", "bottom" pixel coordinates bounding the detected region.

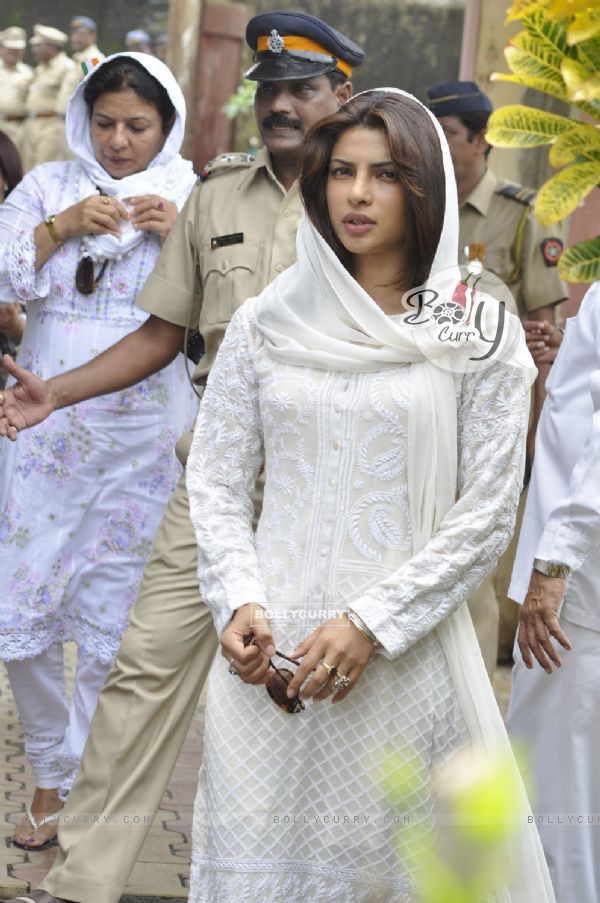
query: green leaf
[
  {"left": 568, "top": 8, "right": 600, "bottom": 45},
  {"left": 491, "top": 70, "right": 568, "bottom": 103},
  {"left": 504, "top": 44, "right": 566, "bottom": 85},
  {"left": 510, "top": 32, "right": 565, "bottom": 70},
  {"left": 559, "top": 236, "right": 600, "bottom": 281},
  {"left": 487, "top": 105, "right": 574, "bottom": 147},
  {"left": 535, "top": 160, "right": 600, "bottom": 223},
  {"left": 562, "top": 57, "right": 600, "bottom": 101},
  {"left": 550, "top": 122, "right": 600, "bottom": 165},
  {"left": 550, "top": 0, "right": 600, "bottom": 18},
  {"left": 506, "top": 0, "right": 552, "bottom": 23},
  {"left": 576, "top": 35, "right": 600, "bottom": 75},
  {"left": 521, "top": 10, "right": 571, "bottom": 56}
]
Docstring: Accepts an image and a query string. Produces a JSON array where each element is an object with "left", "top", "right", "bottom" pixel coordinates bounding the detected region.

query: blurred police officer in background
[
  {"left": 427, "top": 80, "right": 568, "bottom": 675},
  {"left": 0, "top": 28, "right": 33, "bottom": 158}
]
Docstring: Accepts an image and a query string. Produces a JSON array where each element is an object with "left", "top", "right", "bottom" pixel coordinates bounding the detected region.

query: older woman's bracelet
[
  {"left": 345, "top": 608, "right": 379, "bottom": 646},
  {"left": 44, "top": 215, "right": 64, "bottom": 247}
]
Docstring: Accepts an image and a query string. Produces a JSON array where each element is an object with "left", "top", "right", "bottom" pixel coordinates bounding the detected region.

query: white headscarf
[
  {"left": 65, "top": 52, "right": 196, "bottom": 260},
  {"left": 254, "top": 89, "right": 554, "bottom": 902}
]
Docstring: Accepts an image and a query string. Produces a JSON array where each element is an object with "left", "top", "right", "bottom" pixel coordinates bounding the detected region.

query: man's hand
[
  {"left": 220, "top": 603, "right": 275, "bottom": 685},
  {"left": 0, "top": 355, "right": 56, "bottom": 439},
  {"left": 517, "top": 569, "right": 572, "bottom": 673},
  {"left": 524, "top": 319, "right": 563, "bottom": 365}
]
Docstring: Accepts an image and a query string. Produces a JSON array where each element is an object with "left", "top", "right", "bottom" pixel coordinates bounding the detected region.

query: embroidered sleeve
[
  {"left": 0, "top": 169, "right": 52, "bottom": 302},
  {"left": 350, "top": 363, "right": 529, "bottom": 658},
  {"left": 186, "top": 303, "right": 266, "bottom": 637}
]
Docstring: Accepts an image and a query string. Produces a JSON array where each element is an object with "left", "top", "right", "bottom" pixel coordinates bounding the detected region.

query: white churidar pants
[
  {"left": 508, "top": 616, "right": 600, "bottom": 903},
  {"left": 5, "top": 643, "right": 111, "bottom": 797}
]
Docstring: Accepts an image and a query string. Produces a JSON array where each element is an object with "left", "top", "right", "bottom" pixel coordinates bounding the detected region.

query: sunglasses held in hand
[{"left": 243, "top": 635, "right": 305, "bottom": 714}]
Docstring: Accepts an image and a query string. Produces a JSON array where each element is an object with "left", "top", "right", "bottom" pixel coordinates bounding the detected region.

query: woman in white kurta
[
  {"left": 186, "top": 90, "right": 555, "bottom": 901},
  {"left": 0, "top": 53, "right": 197, "bottom": 847}
]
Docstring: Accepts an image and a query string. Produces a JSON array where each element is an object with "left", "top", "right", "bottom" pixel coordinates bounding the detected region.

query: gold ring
[
  {"left": 319, "top": 661, "right": 337, "bottom": 677},
  {"left": 101, "top": 196, "right": 110, "bottom": 205}
]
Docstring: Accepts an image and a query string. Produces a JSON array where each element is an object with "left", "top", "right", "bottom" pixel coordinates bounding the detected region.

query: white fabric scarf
[
  {"left": 254, "top": 88, "right": 554, "bottom": 902},
  {"left": 65, "top": 52, "right": 196, "bottom": 261}
]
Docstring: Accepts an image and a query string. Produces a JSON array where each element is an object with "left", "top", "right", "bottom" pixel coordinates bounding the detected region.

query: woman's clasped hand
[{"left": 49, "top": 193, "right": 177, "bottom": 243}]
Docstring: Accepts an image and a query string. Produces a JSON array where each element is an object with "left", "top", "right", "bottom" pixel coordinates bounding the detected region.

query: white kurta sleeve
[
  {"left": 534, "top": 371, "right": 600, "bottom": 571},
  {"left": 0, "top": 167, "right": 52, "bottom": 303},
  {"left": 350, "top": 363, "right": 528, "bottom": 658},
  {"left": 186, "top": 303, "right": 267, "bottom": 637}
]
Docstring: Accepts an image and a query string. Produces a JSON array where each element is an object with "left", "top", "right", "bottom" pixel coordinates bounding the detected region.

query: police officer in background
[
  {"left": 57, "top": 16, "right": 105, "bottom": 112},
  {"left": 1, "top": 13, "right": 364, "bottom": 903},
  {"left": 21, "top": 25, "right": 75, "bottom": 172},
  {"left": 427, "top": 80, "right": 569, "bottom": 675},
  {"left": 124, "top": 28, "right": 153, "bottom": 54},
  {"left": 0, "top": 28, "right": 33, "bottom": 157}
]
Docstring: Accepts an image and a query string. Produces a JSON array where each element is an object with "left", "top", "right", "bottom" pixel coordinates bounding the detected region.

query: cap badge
[{"left": 267, "top": 29, "right": 285, "bottom": 54}]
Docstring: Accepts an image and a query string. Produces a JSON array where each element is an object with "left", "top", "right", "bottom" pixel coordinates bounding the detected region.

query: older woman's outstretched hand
[
  {"left": 128, "top": 195, "right": 178, "bottom": 243},
  {"left": 56, "top": 195, "right": 130, "bottom": 240},
  {"left": 286, "top": 614, "right": 376, "bottom": 705},
  {"left": 0, "top": 355, "right": 55, "bottom": 439}
]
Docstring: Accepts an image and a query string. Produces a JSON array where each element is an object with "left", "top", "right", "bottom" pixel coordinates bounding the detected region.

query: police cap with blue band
[
  {"left": 70, "top": 16, "right": 97, "bottom": 32},
  {"left": 245, "top": 11, "right": 364, "bottom": 82},
  {"left": 426, "top": 81, "right": 493, "bottom": 118}
]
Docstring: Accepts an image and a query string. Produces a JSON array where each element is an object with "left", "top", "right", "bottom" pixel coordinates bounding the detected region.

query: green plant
[
  {"left": 486, "top": 0, "right": 600, "bottom": 282},
  {"left": 222, "top": 80, "right": 257, "bottom": 120}
]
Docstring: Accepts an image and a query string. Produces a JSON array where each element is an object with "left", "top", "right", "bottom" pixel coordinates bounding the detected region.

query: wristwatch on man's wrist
[{"left": 533, "top": 558, "right": 571, "bottom": 579}]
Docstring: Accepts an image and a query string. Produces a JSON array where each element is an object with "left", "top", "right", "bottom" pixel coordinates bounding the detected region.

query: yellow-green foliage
[{"left": 487, "top": 0, "right": 600, "bottom": 281}]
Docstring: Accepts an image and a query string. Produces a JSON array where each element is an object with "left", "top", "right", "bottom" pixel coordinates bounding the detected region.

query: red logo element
[{"left": 540, "top": 237, "right": 564, "bottom": 267}]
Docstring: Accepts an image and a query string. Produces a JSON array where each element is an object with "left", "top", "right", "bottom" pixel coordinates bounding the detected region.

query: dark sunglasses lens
[
  {"left": 266, "top": 667, "right": 304, "bottom": 714},
  {"left": 76, "top": 256, "right": 95, "bottom": 295}
]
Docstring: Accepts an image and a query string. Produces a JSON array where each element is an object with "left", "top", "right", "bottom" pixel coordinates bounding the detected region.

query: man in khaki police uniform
[
  {"left": 427, "top": 81, "right": 569, "bottom": 675},
  {"left": 0, "top": 27, "right": 33, "bottom": 156},
  {"left": 21, "top": 25, "right": 75, "bottom": 172},
  {"left": 56, "top": 16, "right": 105, "bottom": 114},
  {"left": 0, "top": 12, "right": 363, "bottom": 901}
]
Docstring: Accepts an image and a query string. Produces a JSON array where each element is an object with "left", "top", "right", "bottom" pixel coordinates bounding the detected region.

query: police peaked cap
[
  {"left": 426, "top": 81, "right": 493, "bottom": 117},
  {"left": 70, "top": 17, "right": 97, "bottom": 32},
  {"left": 245, "top": 11, "right": 364, "bottom": 82}
]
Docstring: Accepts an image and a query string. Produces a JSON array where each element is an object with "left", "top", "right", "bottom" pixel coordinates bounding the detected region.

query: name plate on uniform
[{"left": 211, "top": 233, "right": 244, "bottom": 250}]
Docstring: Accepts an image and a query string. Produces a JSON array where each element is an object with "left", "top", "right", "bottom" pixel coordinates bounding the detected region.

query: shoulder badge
[
  {"left": 198, "top": 152, "right": 255, "bottom": 183},
  {"left": 540, "top": 237, "right": 564, "bottom": 267},
  {"left": 496, "top": 183, "right": 536, "bottom": 206}
]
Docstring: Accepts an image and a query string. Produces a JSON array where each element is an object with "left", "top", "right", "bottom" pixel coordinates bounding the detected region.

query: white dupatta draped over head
[
  {"left": 254, "top": 88, "right": 555, "bottom": 903},
  {"left": 65, "top": 52, "right": 196, "bottom": 261}
]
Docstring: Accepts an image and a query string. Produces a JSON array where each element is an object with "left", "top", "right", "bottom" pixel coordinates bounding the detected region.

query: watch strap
[
  {"left": 533, "top": 558, "right": 571, "bottom": 579},
  {"left": 43, "top": 214, "right": 64, "bottom": 246}
]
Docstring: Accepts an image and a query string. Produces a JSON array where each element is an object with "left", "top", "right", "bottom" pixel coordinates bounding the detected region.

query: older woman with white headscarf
[{"left": 0, "top": 52, "right": 197, "bottom": 850}]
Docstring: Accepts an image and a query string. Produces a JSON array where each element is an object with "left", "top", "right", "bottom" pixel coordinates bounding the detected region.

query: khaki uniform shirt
[
  {"left": 138, "top": 149, "right": 303, "bottom": 386},
  {"left": 22, "top": 52, "right": 76, "bottom": 171},
  {"left": 459, "top": 169, "right": 568, "bottom": 320},
  {"left": 0, "top": 60, "right": 33, "bottom": 152},
  {"left": 57, "top": 44, "right": 105, "bottom": 114}
]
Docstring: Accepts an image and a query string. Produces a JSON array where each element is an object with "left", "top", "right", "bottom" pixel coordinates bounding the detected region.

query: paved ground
[{"left": 0, "top": 644, "right": 512, "bottom": 901}]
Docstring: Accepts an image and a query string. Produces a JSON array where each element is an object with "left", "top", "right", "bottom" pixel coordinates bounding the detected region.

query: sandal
[{"left": 12, "top": 803, "right": 60, "bottom": 851}]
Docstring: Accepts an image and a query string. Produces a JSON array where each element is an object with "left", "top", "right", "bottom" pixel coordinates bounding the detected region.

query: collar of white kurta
[{"left": 65, "top": 51, "right": 195, "bottom": 261}]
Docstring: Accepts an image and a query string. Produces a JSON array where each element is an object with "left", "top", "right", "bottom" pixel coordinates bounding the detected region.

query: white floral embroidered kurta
[
  {"left": 0, "top": 161, "right": 197, "bottom": 663},
  {"left": 186, "top": 301, "right": 527, "bottom": 902}
]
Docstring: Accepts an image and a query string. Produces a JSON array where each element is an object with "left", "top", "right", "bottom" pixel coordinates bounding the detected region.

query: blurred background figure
[
  {"left": 22, "top": 25, "right": 75, "bottom": 171},
  {"left": 57, "top": 17, "right": 106, "bottom": 115},
  {"left": 125, "top": 29, "right": 152, "bottom": 55},
  {"left": 0, "top": 28, "right": 33, "bottom": 159},
  {"left": 0, "top": 128, "right": 25, "bottom": 388},
  {"left": 153, "top": 33, "right": 168, "bottom": 63}
]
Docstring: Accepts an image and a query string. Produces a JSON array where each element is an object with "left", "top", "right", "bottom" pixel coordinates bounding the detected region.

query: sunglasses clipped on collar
[{"left": 243, "top": 635, "right": 305, "bottom": 714}]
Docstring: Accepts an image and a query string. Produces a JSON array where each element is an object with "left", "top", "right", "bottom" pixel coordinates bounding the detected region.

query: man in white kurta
[{"left": 508, "top": 281, "right": 600, "bottom": 903}]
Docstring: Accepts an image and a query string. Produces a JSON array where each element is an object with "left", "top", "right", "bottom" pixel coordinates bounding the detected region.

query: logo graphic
[{"left": 267, "top": 29, "right": 285, "bottom": 53}]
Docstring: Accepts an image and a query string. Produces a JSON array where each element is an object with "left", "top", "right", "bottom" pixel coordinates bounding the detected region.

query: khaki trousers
[
  {"left": 467, "top": 489, "right": 527, "bottom": 677},
  {"left": 42, "top": 471, "right": 218, "bottom": 903}
]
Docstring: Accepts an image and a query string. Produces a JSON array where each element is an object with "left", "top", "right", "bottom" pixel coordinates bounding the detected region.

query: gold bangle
[
  {"left": 43, "top": 214, "right": 64, "bottom": 246},
  {"left": 345, "top": 609, "right": 379, "bottom": 646}
]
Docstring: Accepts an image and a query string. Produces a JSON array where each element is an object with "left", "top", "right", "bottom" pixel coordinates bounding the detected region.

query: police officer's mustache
[{"left": 262, "top": 113, "right": 302, "bottom": 130}]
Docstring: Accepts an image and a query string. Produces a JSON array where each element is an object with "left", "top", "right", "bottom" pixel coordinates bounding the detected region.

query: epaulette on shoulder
[
  {"left": 496, "top": 182, "right": 536, "bottom": 206},
  {"left": 197, "top": 152, "right": 255, "bottom": 183}
]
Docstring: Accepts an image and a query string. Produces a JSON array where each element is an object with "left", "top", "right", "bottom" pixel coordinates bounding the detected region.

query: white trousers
[
  {"left": 508, "top": 617, "right": 600, "bottom": 903},
  {"left": 5, "top": 643, "right": 111, "bottom": 797}
]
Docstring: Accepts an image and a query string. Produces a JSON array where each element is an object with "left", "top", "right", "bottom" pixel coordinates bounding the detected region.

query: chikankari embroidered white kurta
[
  {"left": 186, "top": 300, "right": 528, "bottom": 902},
  {"left": 0, "top": 161, "right": 197, "bottom": 663}
]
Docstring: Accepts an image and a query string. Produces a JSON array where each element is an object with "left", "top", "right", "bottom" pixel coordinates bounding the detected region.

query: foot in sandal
[{"left": 13, "top": 787, "right": 63, "bottom": 851}]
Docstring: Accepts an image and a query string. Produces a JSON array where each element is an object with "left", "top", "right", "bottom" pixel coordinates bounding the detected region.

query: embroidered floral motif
[{"left": 18, "top": 409, "right": 93, "bottom": 487}]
